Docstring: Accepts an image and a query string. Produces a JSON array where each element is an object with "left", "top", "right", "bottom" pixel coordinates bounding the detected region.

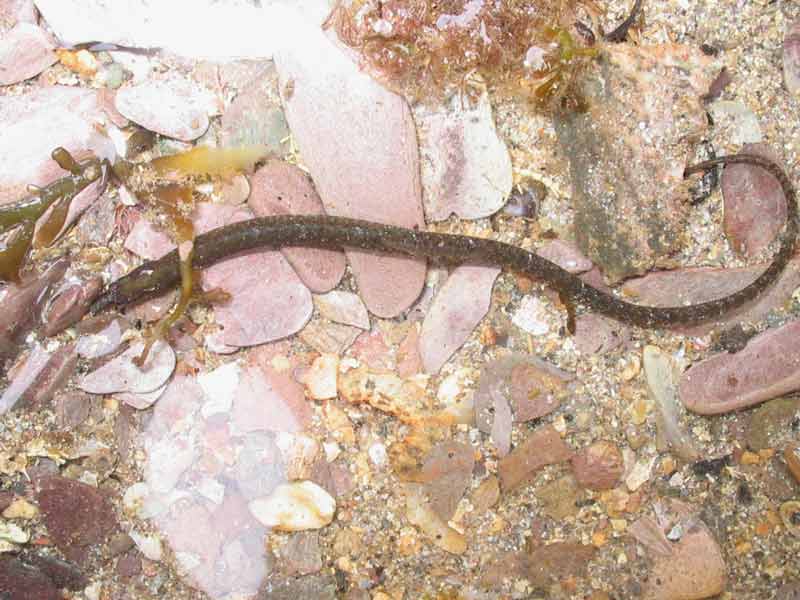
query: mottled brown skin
[{"left": 92, "top": 154, "right": 797, "bottom": 330}]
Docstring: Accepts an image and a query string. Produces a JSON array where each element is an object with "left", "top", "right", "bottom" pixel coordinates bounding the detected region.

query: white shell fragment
[
  {"left": 302, "top": 353, "right": 339, "bottom": 400},
  {"left": 248, "top": 481, "right": 335, "bottom": 531}
]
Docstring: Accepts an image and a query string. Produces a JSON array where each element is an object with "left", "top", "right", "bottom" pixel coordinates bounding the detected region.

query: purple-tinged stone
[
  {"left": 194, "top": 203, "right": 312, "bottom": 347},
  {"left": 36, "top": 476, "right": 119, "bottom": 565},
  {"left": 570, "top": 441, "right": 624, "bottom": 491},
  {"left": 536, "top": 239, "right": 593, "bottom": 274},
  {"left": 0, "top": 87, "right": 116, "bottom": 205},
  {"left": 721, "top": 143, "right": 787, "bottom": 257},
  {"left": 249, "top": 160, "right": 346, "bottom": 293},
  {"left": 474, "top": 354, "right": 573, "bottom": 439},
  {"left": 1, "top": 345, "right": 52, "bottom": 415},
  {"left": 0, "top": 556, "right": 61, "bottom": 600},
  {"left": 622, "top": 259, "right": 800, "bottom": 336},
  {"left": 416, "top": 441, "right": 475, "bottom": 522},
  {"left": 79, "top": 340, "right": 175, "bottom": 395},
  {"left": 574, "top": 314, "right": 624, "bottom": 355},
  {"left": 43, "top": 276, "right": 103, "bottom": 336},
  {"left": 498, "top": 425, "right": 573, "bottom": 492},
  {"left": 275, "top": 26, "right": 426, "bottom": 317},
  {"left": 419, "top": 266, "right": 500, "bottom": 373},
  {"left": 417, "top": 93, "right": 512, "bottom": 221},
  {"left": 55, "top": 391, "right": 92, "bottom": 429},
  {"left": 115, "top": 78, "right": 213, "bottom": 141},
  {"left": 0, "top": 23, "right": 57, "bottom": 85},
  {"left": 784, "top": 20, "right": 800, "bottom": 97},
  {"left": 0, "top": 260, "right": 67, "bottom": 363},
  {"left": 680, "top": 320, "right": 800, "bottom": 414},
  {"left": 23, "top": 553, "right": 88, "bottom": 591}
]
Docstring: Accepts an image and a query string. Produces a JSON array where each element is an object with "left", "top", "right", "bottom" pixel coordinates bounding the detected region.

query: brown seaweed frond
[{"left": 0, "top": 148, "right": 107, "bottom": 282}]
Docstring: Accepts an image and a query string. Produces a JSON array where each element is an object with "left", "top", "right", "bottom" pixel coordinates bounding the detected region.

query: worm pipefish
[{"left": 91, "top": 154, "right": 797, "bottom": 330}]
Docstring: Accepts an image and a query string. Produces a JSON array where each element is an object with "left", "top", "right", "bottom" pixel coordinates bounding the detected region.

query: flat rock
[
  {"left": 75, "top": 318, "right": 123, "bottom": 359},
  {"left": 745, "top": 397, "right": 800, "bottom": 451},
  {"left": 0, "top": 345, "right": 51, "bottom": 414},
  {"left": 36, "top": 476, "right": 118, "bottom": 565},
  {"left": 79, "top": 340, "right": 176, "bottom": 395},
  {"left": 230, "top": 364, "right": 312, "bottom": 433},
  {"left": 115, "top": 78, "right": 213, "bottom": 141},
  {"left": 574, "top": 313, "right": 624, "bottom": 355},
  {"left": 221, "top": 66, "right": 290, "bottom": 154},
  {"left": 34, "top": 0, "right": 288, "bottom": 59},
  {"left": 0, "top": 260, "right": 67, "bottom": 364},
  {"left": 0, "top": 22, "right": 56, "bottom": 85},
  {"left": 43, "top": 276, "right": 103, "bottom": 337},
  {"left": 123, "top": 217, "right": 174, "bottom": 260},
  {"left": 498, "top": 425, "right": 573, "bottom": 492},
  {"left": 420, "top": 266, "right": 499, "bottom": 373},
  {"left": 481, "top": 543, "right": 596, "bottom": 589},
  {"left": 0, "top": 87, "right": 116, "bottom": 205},
  {"left": 571, "top": 441, "right": 624, "bottom": 491},
  {"left": 785, "top": 20, "right": 800, "bottom": 97},
  {"left": 0, "top": 556, "right": 61, "bottom": 600},
  {"left": 536, "top": 239, "right": 593, "bottom": 273},
  {"left": 195, "top": 203, "right": 313, "bottom": 347},
  {"left": 0, "top": 0, "right": 37, "bottom": 29},
  {"left": 556, "top": 44, "right": 715, "bottom": 281},
  {"left": 249, "top": 160, "right": 346, "bottom": 293},
  {"left": 474, "top": 354, "right": 573, "bottom": 440},
  {"left": 622, "top": 259, "right": 800, "bottom": 336},
  {"left": 416, "top": 92, "right": 512, "bottom": 221},
  {"left": 314, "top": 291, "right": 370, "bottom": 330},
  {"left": 629, "top": 500, "right": 726, "bottom": 600},
  {"left": 416, "top": 441, "right": 474, "bottom": 522},
  {"left": 681, "top": 319, "right": 800, "bottom": 414},
  {"left": 275, "top": 24, "right": 426, "bottom": 317},
  {"left": 721, "top": 143, "right": 787, "bottom": 257}
]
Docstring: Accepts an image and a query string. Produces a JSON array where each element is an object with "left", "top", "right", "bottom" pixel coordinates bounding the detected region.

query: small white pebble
[
  {"left": 368, "top": 442, "right": 388, "bottom": 467},
  {"left": 249, "top": 481, "right": 336, "bottom": 531}
]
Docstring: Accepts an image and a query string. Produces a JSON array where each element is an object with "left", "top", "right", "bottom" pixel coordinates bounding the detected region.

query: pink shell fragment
[
  {"left": 275, "top": 30, "right": 426, "bottom": 317},
  {"left": 115, "top": 78, "right": 212, "bottom": 141},
  {"left": 0, "top": 23, "right": 57, "bottom": 85},
  {"left": 680, "top": 320, "right": 800, "bottom": 414},
  {"left": 420, "top": 265, "right": 500, "bottom": 373},
  {"left": 79, "top": 340, "right": 176, "bottom": 395},
  {"left": 249, "top": 160, "right": 346, "bottom": 293},
  {"left": 194, "top": 203, "right": 312, "bottom": 347}
]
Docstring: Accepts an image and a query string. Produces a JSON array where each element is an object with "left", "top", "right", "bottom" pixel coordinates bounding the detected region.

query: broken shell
[
  {"left": 248, "top": 481, "right": 336, "bottom": 531},
  {"left": 779, "top": 501, "right": 800, "bottom": 538},
  {"left": 784, "top": 443, "right": 800, "bottom": 484},
  {"left": 303, "top": 353, "right": 339, "bottom": 400}
]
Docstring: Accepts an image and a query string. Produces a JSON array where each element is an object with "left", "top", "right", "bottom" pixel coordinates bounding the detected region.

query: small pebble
[
  {"left": 248, "top": 481, "right": 336, "bottom": 531},
  {"left": 571, "top": 441, "right": 624, "bottom": 491},
  {"left": 1, "top": 498, "right": 38, "bottom": 520}
]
